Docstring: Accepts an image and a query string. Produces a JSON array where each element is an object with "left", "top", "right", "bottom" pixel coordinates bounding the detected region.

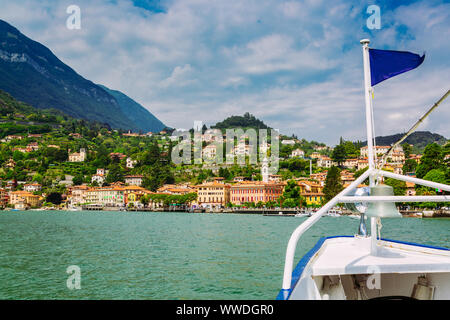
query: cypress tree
[{"left": 323, "top": 166, "right": 343, "bottom": 202}]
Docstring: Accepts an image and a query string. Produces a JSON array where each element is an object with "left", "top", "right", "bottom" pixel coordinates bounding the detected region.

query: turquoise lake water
[{"left": 0, "top": 211, "right": 448, "bottom": 299}]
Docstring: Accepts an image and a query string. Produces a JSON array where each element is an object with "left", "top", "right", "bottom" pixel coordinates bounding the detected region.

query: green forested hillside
[
  {"left": 211, "top": 112, "right": 271, "bottom": 130},
  {"left": 362, "top": 131, "right": 447, "bottom": 153}
]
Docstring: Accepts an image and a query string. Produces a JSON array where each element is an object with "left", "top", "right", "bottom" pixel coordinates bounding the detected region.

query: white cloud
[
  {"left": 0, "top": 0, "right": 448, "bottom": 144},
  {"left": 160, "top": 64, "right": 195, "bottom": 88}
]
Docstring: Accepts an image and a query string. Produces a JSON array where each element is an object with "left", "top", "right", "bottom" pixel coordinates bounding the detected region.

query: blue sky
[{"left": 0, "top": 0, "right": 449, "bottom": 145}]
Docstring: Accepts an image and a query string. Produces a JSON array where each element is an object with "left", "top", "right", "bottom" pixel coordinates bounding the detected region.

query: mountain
[
  {"left": 0, "top": 19, "right": 165, "bottom": 132},
  {"left": 361, "top": 131, "right": 447, "bottom": 152},
  {"left": 211, "top": 112, "right": 271, "bottom": 130},
  {"left": 98, "top": 85, "right": 165, "bottom": 133}
]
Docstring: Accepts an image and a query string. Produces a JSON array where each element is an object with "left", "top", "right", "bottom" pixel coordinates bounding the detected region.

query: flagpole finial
[{"left": 360, "top": 39, "right": 370, "bottom": 45}]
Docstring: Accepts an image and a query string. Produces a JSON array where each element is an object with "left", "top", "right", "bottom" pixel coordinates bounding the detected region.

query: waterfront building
[
  {"left": 297, "top": 181, "right": 325, "bottom": 206},
  {"left": 85, "top": 186, "right": 125, "bottom": 207},
  {"left": 122, "top": 186, "right": 152, "bottom": 207},
  {"left": 67, "top": 185, "right": 90, "bottom": 206},
  {"left": 230, "top": 181, "right": 284, "bottom": 205},
  {"left": 9, "top": 191, "right": 41, "bottom": 209},
  {"left": 157, "top": 184, "right": 196, "bottom": 195},
  {"left": 0, "top": 188, "right": 8, "bottom": 208},
  {"left": 196, "top": 182, "right": 230, "bottom": 209}
]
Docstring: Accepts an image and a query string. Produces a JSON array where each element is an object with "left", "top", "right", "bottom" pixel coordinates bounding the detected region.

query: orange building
[{"left": 230, "top": 181, "right": 284, "bottom": 205}]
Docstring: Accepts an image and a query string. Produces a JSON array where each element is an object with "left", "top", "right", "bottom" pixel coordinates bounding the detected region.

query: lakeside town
[
  {"left": 1, "top": 119, "right": 448, "bottom": 216},
  {"left": 0, "top": 87, "right": 448, "bottom": 216}
]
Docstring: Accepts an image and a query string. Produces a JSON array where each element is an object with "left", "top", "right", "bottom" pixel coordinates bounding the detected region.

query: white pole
[
  {"left": 340, "top": 195, "right": 450, "bottom": 202},
  {"left": 360, "top": 39, "right": 378, "bottom": 255}
]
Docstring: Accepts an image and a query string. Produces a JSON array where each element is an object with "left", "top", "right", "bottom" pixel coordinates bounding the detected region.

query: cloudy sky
[{"left": 0, "top": 0, "right": 448, "bottom": 145}]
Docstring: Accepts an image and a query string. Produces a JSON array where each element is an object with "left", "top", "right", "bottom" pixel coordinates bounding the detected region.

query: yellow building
[
  {"left": 298, "top": 181, "right": 325, "bottom": 206},
  {"left": 196, "top": 182, "right": 230, "bottom": 209}
]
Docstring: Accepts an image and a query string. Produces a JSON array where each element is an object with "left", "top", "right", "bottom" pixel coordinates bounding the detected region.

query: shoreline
[{"left": 3, "top": 207, "right": 450, "bottom": 218}]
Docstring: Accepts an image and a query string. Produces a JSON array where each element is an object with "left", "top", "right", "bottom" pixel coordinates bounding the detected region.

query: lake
[{"left": 0, "top": 211, "right": 448, "bottom": 299}]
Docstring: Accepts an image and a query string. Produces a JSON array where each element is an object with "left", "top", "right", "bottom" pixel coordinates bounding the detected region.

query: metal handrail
[
  {"left": 281, "top": 168, "right": 450, "bottom": 290},
  {"left": 281, "top": 168, "right": 373, "bottom": 289}
]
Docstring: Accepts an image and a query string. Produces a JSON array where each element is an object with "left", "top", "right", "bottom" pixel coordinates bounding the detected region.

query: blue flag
[{"left": 369, "top": 48, "right": 425, "bottom": 86}]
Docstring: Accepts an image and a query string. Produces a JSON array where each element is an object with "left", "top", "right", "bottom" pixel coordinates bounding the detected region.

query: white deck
[{"left": 311, "top": 237, "right": 450, "bottom": 276}]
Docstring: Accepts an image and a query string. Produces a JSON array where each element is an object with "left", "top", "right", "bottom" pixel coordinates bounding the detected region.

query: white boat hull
[{"left": 277, "top": 236, "right": 450, "bottom": 300}]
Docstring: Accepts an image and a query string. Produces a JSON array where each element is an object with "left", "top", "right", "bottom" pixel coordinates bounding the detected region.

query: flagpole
[{"left": 360, "top": 38, "right": 378, "bottom": 255}]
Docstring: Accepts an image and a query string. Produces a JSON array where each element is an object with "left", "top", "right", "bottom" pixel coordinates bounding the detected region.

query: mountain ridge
[
  {"left": 360, "top": 131, "right": 447, "bottom": 152},
  {"left": 0, "top": 19, "right": 165, "bottom": 133}
]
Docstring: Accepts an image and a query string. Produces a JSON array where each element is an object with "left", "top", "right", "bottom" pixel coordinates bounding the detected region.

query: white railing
[{"left": 281, "top": 168, "right": 450, "bottom": 290}]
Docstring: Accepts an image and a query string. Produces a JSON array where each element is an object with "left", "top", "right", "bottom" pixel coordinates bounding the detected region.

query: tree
[
  {"left": 384, "top": 178, "right": 406, "bottom": 196},
  {"left": 343, "top": 141, "right": 358, "bottom": 158},
  {"left": 46, "top": 192, "right": 62, "bottom": 205},
  {"left": 331, "top": 144, "right": 346, "bottom": 166},
  {"left": 32, "top": 173, "right": 43, "bottom": 184},
  {"left": 323, "top": 166, "right": 343, "bottom": 202},
  {"left": 72, "top": 174, "right": 84, "bottom": 186},
  {"left": 281, "top": 180, "right": 304, "bottom": 208},
  {"left": 105, "top": 164, "right": 124, "bottom": 184},
  {"left": 403, "top": 159, "right": 417, "bottom": 174},
  {"left": 140, "top": 194, "right": 150, "bottom": 208},
  {"left": 416, "top": 143, "right": 444, "bottom": 178},
  {"left": 422, "top": 169, "right": 448, "bottom": 190},
  {"left": 402, "top": 143, "right": 412, "bottom": 159}
]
